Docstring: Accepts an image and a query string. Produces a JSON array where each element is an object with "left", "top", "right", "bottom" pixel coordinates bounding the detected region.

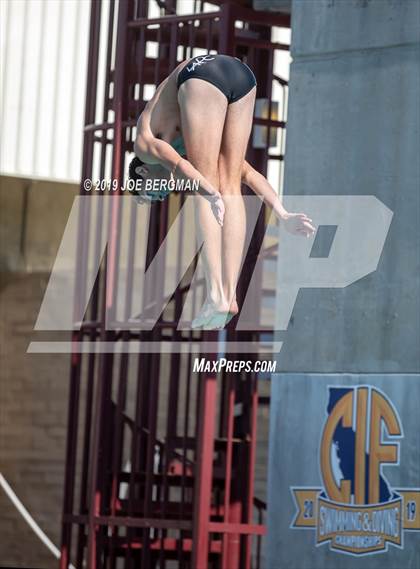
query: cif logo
[
  {"left": 320, "top": 386, "right": 401, "bottom": 507},
  {"left": 291, "top": 386, "right": 420, "bottom": 556}
]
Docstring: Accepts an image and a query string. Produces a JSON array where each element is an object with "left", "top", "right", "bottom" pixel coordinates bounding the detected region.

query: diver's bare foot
[
  {"left": 204, "top": 311, "right": 231, "bottom": 330},
  {"left": 204, "top": 298, "right": 239, "bottom": 330},
  {"left": 191, "top": 297, "right": 233, "bottom": 329},
  {"left": 191, "top": 299, "right": 228, "bottom": 329},
  {"left": 191, "top": 301, "right": 214, "bottom": 329},
  {"left": 228, "top": 298, "right": 239, "bottom": 316}
]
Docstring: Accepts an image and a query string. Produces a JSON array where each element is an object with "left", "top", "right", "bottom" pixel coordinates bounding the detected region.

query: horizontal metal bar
[
  {"left": 273, "top": 74, "right": 288, "bottom": 87},
  {"left": 253, "top": 117, "right": 286, "bottom": 128},
  {"left": 229, "top": 4, "right": 290, "bottom": 27},
  {"left": 208, "top": 522, "right": 266, "bottom": 536},
  {"left": 128, "top": 12, "right": 220, "bottom": 28},
  {"left": 254, "top": 496, "right": 267, "bottom": 510},
  {"left": 96, "top": 515, "right": 192, "bottom": 530},
  {"left": 84, "top": 121, "right": 114, "bottom": 132},
  {"left": 235, "top": 37, "right": 289, "bottom": 51},
  {"left": 103, "top": 536, "right": 222, "bottom": 553},
  {"left": 64, "top": 515, "right": 266, "bottom": 536},
  {"left": 127, "top": 4, "right": 290, "bottom": 31},
  {"left": 63, "top": 514, "right": 192, "bottom": 530}
]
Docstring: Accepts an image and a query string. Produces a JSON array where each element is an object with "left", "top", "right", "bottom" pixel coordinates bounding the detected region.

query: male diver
[{"left": 130, "top": 54, "right": 315, "bottom": 329}]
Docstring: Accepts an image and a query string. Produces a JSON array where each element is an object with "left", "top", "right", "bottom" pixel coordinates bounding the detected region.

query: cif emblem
[{"left": 291, "top": 386, "right": 420, "bottom": 556}]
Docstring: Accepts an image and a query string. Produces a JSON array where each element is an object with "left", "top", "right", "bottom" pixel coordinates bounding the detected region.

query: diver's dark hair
[
  {"left": 128, "top": 155, "right": 169, "bottom": 203},
  {"left": 128, "top": 156, "right": 145, "bottom": 183}
]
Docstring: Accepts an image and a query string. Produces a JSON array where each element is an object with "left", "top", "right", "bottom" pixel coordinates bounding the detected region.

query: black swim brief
[{"left": 176, "top": 54, "right": 257, "bottom": 104}]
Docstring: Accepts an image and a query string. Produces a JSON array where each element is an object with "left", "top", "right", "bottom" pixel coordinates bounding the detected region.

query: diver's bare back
[{"left": 137, "top": 59, "right": 191, "bottom": 147}]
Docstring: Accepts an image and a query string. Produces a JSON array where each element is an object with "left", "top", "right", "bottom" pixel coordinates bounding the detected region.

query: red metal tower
[{"left": 60, "top": 1, "right": 290, "bottom": 568}]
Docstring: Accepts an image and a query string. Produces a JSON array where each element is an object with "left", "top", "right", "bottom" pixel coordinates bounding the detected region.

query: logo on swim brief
[
  {"left": 186, "top": 55, "right": 215, "bottom": 73},
  {"left": 290, "top": 386, "right": 420, "bottom": 556}
]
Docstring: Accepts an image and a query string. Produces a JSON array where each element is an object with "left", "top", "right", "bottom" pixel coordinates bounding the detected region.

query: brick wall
[
  {"left": 0, "top": 176, "right": 77, "bottom": 567},
  {"left": 0, "top": 272, "right": 70, "bottom": 568}
]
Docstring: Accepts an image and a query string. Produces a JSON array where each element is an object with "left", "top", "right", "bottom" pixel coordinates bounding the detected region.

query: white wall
[{"left": 0, "top": 0, "right": 90, "bottom": 182}]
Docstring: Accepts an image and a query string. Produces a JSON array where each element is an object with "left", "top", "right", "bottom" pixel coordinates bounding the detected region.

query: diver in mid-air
[{"left": 130, "top": 54, "right": 315, "bottom": 329}]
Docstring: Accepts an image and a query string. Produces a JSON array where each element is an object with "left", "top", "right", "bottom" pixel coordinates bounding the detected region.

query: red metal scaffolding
[{"left": 60, "top": 1, "right": 290, "bottom": 568}]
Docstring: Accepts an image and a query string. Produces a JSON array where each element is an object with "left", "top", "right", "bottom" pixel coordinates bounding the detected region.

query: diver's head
[
  {"left": 129, "top": 156, "right": 169, "bottom": 185},
  {"left": 128, "top": 156, "right": 171, "bottom": 202}
]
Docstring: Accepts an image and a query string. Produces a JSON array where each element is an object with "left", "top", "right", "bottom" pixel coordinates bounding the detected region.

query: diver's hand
[
  {"left": 130, "top": 188, "right": 153, "bottom": 205},
  {"left": 282, "top": 212, "right": 315, "bottom": 237},
  {"left": 134, "top": 193, "right": 152, "bottom": 205},
  {"left": 208, "top": 193, "right": 225, "bottom": 226}
]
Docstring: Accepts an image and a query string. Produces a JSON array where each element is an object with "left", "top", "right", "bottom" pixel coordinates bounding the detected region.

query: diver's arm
[
  {"left": 134, "top": 131, "right": 224, "bottom": 224},
  {"left": 241, "top": 160, "right": 290, "bottom": 219},
  {"left": 135, "top": 132, "right": 219, "bottom": 199},
  {"left": 241, "top": 160, "right": 315, "bottom": 236}
]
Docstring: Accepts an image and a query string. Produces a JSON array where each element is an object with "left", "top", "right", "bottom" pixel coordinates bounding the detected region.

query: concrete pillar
[
  {"left": 267, "top": 1, "right": 420, "bottom": 568},
  {"left": 274, "top": 0, "right": 420, "bottom": 372}
]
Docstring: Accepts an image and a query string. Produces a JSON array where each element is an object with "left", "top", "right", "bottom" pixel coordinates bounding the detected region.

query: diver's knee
[{"left": 218, "top": 172, "right": 242, "bottom": 196}]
